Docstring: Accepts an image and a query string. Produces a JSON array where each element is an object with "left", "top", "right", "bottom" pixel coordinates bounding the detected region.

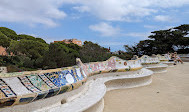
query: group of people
[{"left": 166, "top": 52, "right": 183, "bottom": 65}]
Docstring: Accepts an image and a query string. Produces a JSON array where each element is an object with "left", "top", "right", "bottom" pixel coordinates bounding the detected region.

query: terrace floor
[{"left": 104, "top": 62, "right": 189, "bottom": 112}]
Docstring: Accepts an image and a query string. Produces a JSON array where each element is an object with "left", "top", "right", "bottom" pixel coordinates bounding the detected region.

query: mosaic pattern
[
  {"left": 157, "top": 54, "right": 169, "bottom": 61},
  {"left": 0, "top": 90, "right": 6, "bottom": 99},
  {"left": 0, "top": 55, "right": 151, "bottom": 108},
  {"left": 0, "top": 79, "right": 16, "bottom": 98},
  {"left": 45, "top": 70, "right": 77, "bottom": 87},
  {"left": 38, "top": 74, "right": 57, "bottom": 88},
  {"left": 139, "top": 55, "right": 160, "bottom": 64},
  {"left": 27, "top": 75, "right": 51, "bottom": 91},
  {"left": 18, "top": 76, "right": 41, "bottom": 93},
  {"left": 75, "top": 68, "right": 85, "bottom": 81},
  {"left": 77, "top": 56, "right": 142, "bottom": 77}
]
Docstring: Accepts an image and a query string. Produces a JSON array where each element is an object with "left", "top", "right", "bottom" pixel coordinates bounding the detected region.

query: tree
[
  {"left": 9, "top": 39, "right": 48, "bottom": 59},
  {"left": 132, "top": 24, "right": 189, "bottom": 55},
  {"left": 0, "top": 31, "right": 11, "bottom": 48},
  {"left": 174, "top": 24, "right": 189, "bottom": 35},
  {"left": 79, "top": 41, "right": 112, "bottom": 63},
  {"left": 8, "top": 39, "right": 48, "bottom": 69},
  {"left": 43, "top": 42, "right": 80, "bottom": 69},
  {"left": 18, "top": 34, "right": 36, "bottom": 41},
  {"left": 0, "top": 27, "right": 19, "bottom": 40},
  {"left": 18, "top": 34, "right": 46, "bottom": 43},
  {"left": 0, "top": 27, "right": 50, "bottom": 70},
  {"left": 124, "top": 45, "right": 139, "bottom": 55}
]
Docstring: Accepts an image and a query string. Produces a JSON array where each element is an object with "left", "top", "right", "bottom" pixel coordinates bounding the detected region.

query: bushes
[
  {"left": 43, "top": 42, "right": 80, "bottom": 68},
  {"left": 0, "top": 27, "right": 114, "bottom": 72},
  {"left": 0, "top": 31, "right": 11, "bottom": 48},
  {"left": 7, "top": 65, "right": 22, "bottom": 73},
  {"left": 79, "top": 41, "right": 112, "bottom": 63}
]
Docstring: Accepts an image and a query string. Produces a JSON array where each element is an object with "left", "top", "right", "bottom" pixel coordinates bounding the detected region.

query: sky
[{"left": 0, "top": 0, "right": 189, "bottom": 51}]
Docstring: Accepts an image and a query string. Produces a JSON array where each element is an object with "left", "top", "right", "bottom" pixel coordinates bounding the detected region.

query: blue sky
[{"left": 0, "top": 0, "right": 189, "bottom": 51}]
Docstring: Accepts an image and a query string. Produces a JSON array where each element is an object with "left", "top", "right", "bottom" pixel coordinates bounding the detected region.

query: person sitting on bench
[{"left": 171, "top": 52, "right": 183, "bottom": 65}]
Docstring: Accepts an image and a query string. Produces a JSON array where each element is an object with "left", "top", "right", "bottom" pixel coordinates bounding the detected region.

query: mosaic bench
[
  {"left": 0, "top": 56, "right": 153, "bottom": 112},
  {"left": 137, "top": 55, "right": 168, "bottom": 73},
  {"left": 0, "top": 66, "right": 87, "bottom": 109},
  {"left": 157, "top": 54, "right": 174, "bottom": 67},
  {"left": 178, "top": 54, "right": 189, "bottom": 62},
  {"left": 38, "top": 57, "right": 153, "bottom": 112}
]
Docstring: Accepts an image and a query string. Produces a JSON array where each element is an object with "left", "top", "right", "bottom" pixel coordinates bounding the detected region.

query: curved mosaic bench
[
  {"left": 178, "top": 54, "right": 189, "bottom": 62},
  {"left": 0, "top": 56, "right": 153, "bottom": 112},
  {"left": 42, "top": 68, "right": 153, "bottom": 112},
  {"left": 157, "top": 54, "right": 174, "bottom": 67},
  {"left": 76, "top": 56, "right": 143, "bottom": 76},
  {"left": 138, "top": 55, "right": 168, "bottom": 73},
  {"left": 36, "top": 57, "right": 153, "bottom": 112},
  {"left": 0, "top": 57, "right": 152, "bottom": 112},
  {"left": 0, "top": 66, "right": 87, "bottom": 109}
]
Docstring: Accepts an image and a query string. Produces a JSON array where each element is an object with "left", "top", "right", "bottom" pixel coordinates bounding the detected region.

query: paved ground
[{"left": 104, "top": 62, "right": 189, "bottom": 112}]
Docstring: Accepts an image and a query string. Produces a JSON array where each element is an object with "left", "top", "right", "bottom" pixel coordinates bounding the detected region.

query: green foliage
[
  {"left": 113, "top": 50, "right": 133, "bottom": 60},
  {"left": 0, "top": 27, "right": 17, "bottom": 36},
  {"left": 18, "top": 34, "right": 46, "bottom": 43},
  {"left": 9, "top": 39, "right": 48, "bottom": 59},
  {"left": 127, "top": 24, "right": 189, "bottom": 55},
  {"left": 22, "top": 57, "right": 34, "bottom": 68},
  {"left": 124, "top": 45, "right": 139, "bottom": 55},
  {"left": 7, "top": 65, "right": 22, "bottom": 73},
  {"left": 174, "top": 24, "right": 189, "bottom": 35},
  {"left": 79, "top": 41, "right": 112, "bottom": 63},
  {"left": 18, "top": 34, "right": 36, "bottom": 40},
  {"left": 0, "top": 57, "right": 5, "bottom": 66},
  {"left": 0, "top": 27, "right": 49, "bottom": 71},
  {"left": 0, "top": 27, "right": 19, "bottom": 40},
  {"left": 35, "top": 38, "right": 46, "bottom": 43},
  {"left": 43, "top": 42, "right": 79, "bottom": 68},
  {"left": 0, "top": 31, "right": 11, "bottom": 48}
]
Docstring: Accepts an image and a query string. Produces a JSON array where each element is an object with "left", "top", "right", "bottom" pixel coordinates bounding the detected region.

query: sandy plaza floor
[{"left": 104, "top": 62, "right": 189, "bottom": 112}]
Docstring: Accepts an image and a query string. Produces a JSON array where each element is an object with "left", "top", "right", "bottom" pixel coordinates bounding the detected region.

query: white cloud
[
  {"left": 73, "top": 6, "right": 90, "bottom": 12},
  {"left": 1, "top": 0, "right": 188, "bottom": 26},
  {"left": 144, "top": 25, "right": 157, "bottom": 29},
  {"left": 89, "top": 22, "right": 120, "bottom": 37},
  {"left": 0, "top": 0, "right": 67, "bottom": 27},
  {"left": 66, "top": 0, "right": 189, "bottom": 22},
  {"left": 144, "top": 25, "right": 175, "bottom": 30},
  {"left": 124, "top": 32, "right": 151, "bottom": 39},
  {"left": 89, "top": 22, "right": 152, "bottom": 39},
  {"left": 154, "top": 15, "right": 172, "bottom": 22},
  {"left": 99, "top": 42, "right": 125, "bottom": 46}
]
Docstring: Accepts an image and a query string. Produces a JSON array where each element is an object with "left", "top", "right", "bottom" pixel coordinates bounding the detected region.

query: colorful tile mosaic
[
  {"left": 45, "top": 70, "right": 77, "bottom": 87},
  {"left": 27, "top": 75, "right": 51, "bottom": 91},
  {"left": 0, "top": 55, "right": 151, "bottom": 108},
  {"left": 38, "top": 74, "right": 57, "bottom": 88},
  {"left": 0, "top": 79, "right": 16, "bottom": 98},
  {"left": 75, "top": 68, "right": 85, "bottom": 81},
  {"left": 18, "top": 76, "right": 41, "bottom": 93},
  {"left": 0, "top": 91, "right": 6, "bottom": 99}
]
